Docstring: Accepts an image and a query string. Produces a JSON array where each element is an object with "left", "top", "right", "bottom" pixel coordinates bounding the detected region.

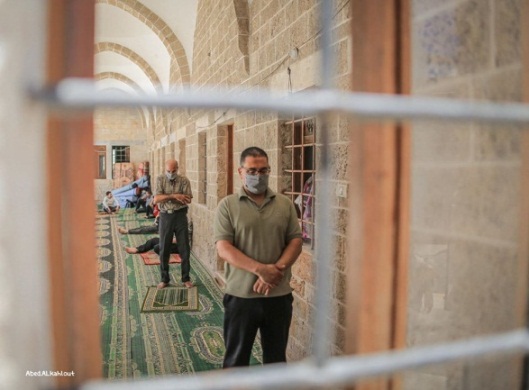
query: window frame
[
  {"left": 283, "top": 116, "right": 317, "bottom": 248},
  {"left": 111, "top": 145, "right": 130, "bottom": 164},
  {"left": 44, "top": 0, "right": 529, "bottom": 388}
]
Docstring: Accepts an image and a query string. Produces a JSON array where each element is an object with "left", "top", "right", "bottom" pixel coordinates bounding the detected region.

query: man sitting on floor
[
  {"left": 102, "top": 191, "right": 120, "bottom": 214},
  {"left": 135, "top": 188, "right": 152, "bottom": 213}
]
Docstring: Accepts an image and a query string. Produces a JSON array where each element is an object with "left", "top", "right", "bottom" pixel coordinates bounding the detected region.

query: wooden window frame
[
  {"left": 346, "top": 2, "right": 529, "bottom": 390},
  {"left": 111, "top": 145, "right": 130, "bottom": 164},
  {"left": 283, "top": 116, "right": 316, "bottom": 248},
  {"left": 45, "top": 0, "right": 529, "bottom": 388},
  {"left": 46, "top": 1, "right": 101, "bottom": 388},
  {"left": 345, "top": 1, "right": 411, "bottom": 389}
]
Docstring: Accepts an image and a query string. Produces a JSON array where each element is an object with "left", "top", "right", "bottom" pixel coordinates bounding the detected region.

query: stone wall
[
  {"left": 94, "top": 107, "right": 150, "bottom": 199},
  {"left": 91, "top": 0, "right": 528, "bottom": 379},
  {"left": 406, "top": 0, "right": 524, "bottom": 388},
  {"left": 158, "top": 0, "right": 353, "bottom": 361}
]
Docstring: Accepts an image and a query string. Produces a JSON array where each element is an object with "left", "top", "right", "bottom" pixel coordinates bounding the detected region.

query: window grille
[
  {"left": 111, "top": 145, "right": 130, "bottom": 164},
  {"left": 283, "top": 116, "right": 316, "bottom": 247},
  {"left": 30, "top": 0, "right": 529, "bottom": 388}
]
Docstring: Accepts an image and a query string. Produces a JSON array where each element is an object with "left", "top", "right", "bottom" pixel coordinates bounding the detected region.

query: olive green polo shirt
[{"left": 214, "top": 187, "right": 302, "bottom": 298}]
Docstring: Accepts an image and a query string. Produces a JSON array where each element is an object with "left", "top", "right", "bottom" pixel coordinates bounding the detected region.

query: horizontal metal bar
[
  {"left": 82, "top": 329, "right": 529, "bottom": 390},
  {"left": 30, "top": 78, "right": 529, "bottom": 124}
]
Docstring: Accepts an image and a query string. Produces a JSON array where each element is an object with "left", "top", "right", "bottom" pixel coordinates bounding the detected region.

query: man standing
[
  {"left": 214, "top": 146, "right": 302, "bottom": 367},
  {"left": 154, "top": 159, "right": 193, "bottom": 289}
]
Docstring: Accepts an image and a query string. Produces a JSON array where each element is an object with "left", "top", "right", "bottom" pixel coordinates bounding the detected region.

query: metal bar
[
  {"left": 312, "top": 0, "right": 335, "bottom": 367},
  {"left": 29, "top": 79, "right": 529, "bottom": 124},
  {"left": 82, "top": 329, "right": 529, "bottom": 390}
]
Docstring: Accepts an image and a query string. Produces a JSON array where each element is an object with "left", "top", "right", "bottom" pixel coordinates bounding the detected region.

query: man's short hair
[
  {"left": 240, "top": 146, "right": 268, "bottom": 166},
  {"left": 106, "top": 191, "right": 111, "bottom": 196}
]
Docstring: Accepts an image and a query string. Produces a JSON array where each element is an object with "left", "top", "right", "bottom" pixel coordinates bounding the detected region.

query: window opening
[
  {"left": 111, "top": 145, "right": 130, "bottom": 164},
  {"left": 111, "top": 145, "right": 130, "bottom": 179},
  {"left": 283, "top": 116, "right": 316, "bottom": 247},
  {"left": 94, "top": 145, "right": 106, "bottom": 179}
]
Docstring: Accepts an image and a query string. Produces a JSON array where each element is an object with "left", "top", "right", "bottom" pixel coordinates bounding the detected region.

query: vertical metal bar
[{"left": 313, "top": 0, "right": 335, "bottom": 366}]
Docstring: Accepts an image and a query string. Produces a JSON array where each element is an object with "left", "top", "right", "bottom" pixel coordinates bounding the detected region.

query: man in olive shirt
[
  {"left": 154, "top": 159, "right": 193, "bottom": 289},
  {"left": 214, "top": 146, "right": 303, "bottom": 367}
]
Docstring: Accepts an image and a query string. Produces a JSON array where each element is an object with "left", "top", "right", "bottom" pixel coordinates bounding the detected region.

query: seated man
[
  {"left": 135, "top": 188, "right": 152, "bottom": 213},
  {"left": 125, "top": 236, "right": 178, "bottom": 255},
  {"left": 102, "top": 191, "right": 120, "bottom": 214}
]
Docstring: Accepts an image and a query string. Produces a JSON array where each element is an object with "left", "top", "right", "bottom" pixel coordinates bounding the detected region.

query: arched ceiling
[{"left": 95, "top": 0, "right": 198, "bottom": 95}]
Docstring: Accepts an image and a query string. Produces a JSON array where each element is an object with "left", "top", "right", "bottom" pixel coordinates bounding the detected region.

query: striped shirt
[{"left": 155, "top": 174, "right": 193, "bottom": 212}]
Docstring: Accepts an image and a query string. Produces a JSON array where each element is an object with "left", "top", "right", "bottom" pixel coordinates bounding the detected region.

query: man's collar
[{"left": 237, "top": 186, "right": 276, "bottom": 199}]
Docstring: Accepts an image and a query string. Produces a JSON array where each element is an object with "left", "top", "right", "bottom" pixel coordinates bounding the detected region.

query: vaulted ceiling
[{"left": 95, "top": 0, "right": 198, "bottom": 95}]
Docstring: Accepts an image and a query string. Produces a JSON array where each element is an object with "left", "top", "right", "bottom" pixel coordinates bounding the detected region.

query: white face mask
[
  {"left": 166, "top": 172, "right": 177, "bottom": 181},
  {"left": 244, "top": 174, "right": 269, "bottom": 194}
]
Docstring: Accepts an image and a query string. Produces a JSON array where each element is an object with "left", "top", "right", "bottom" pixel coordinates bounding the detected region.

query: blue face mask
[
  {"left": 166, "top": 172, "right": 177, "bottom": 181},
  {"left": 245, "top": 174, "right": 269, "bottom": 195}
]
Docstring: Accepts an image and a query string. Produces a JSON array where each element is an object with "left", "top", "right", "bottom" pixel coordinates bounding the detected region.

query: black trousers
[
  {"left": 159, "top": 209, "right": 190, "bottom": 283},
  {"left": 128, "top": 225, "right": 158, "bottom": 235},
  {"left": 223, "top": 293, "right": 293, "bottom": 368},
  {"left": 145, "top": 204, "right": 154, "bottom": 217},
  {"left": 135, "top": 198, "right": 147, "bottom": 211},
  {"left": 103, "top": 206, "right": 118, "bottom": 213},
  {"left": 136, "top": 237, "right": 178, "bottom": 255}
]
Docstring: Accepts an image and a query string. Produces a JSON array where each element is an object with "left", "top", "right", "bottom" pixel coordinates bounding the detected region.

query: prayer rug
[
  {"left": 141, "top": 286, "right": 199, "bottom": 312},
  {"left": 97, "top": 209, "right": 263, "bottom": 379},
  {"left": 140, "top": 251, "right": 181, "bottom": 265}
]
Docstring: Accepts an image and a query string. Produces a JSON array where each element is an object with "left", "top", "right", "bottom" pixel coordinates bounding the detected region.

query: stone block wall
[
  {"left": 182, "top": 0, "right": 352, "bottom": 361},
  {"left": 94, "top": 0, "right": 353, "bottom": 362},
  {"left": 94, "top": 108, "right": 149, "bottom": 195},
  {"left": 407, "top": 0, "right": 524, "bottom": 388}
]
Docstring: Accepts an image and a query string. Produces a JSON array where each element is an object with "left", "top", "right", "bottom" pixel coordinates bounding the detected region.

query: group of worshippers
[
  {"left": 102, "top": 188, "right": 156, "bottom": 216},
  {"left": 106, "top": 147, "right": 303, "bottom": 368}
]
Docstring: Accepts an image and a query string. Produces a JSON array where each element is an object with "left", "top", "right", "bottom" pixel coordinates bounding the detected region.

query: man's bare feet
[
  {"left": 157, "top": 282, "right": 169, "bottom": 289},
  {"left": 183, "top": 281, "right": 194, "bottom": 288},
  {"left": 125, "top": 247, "right": 138, "bottom": 254},
  {"left": 118, "top": 227, "right": 128, "bottom": 234}
]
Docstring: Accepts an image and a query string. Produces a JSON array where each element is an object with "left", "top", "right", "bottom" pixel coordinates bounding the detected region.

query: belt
[{"left": 160, "top": 208, "right": 187, "bottom": 214}]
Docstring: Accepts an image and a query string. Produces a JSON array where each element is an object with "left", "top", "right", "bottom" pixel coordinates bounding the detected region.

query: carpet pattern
[{"left": 96, "top": 210, "right": 262, "bottom": 379}]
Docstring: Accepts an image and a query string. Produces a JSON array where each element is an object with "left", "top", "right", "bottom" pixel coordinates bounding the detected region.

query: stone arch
[
  {"left": 96, "top": 87, "right": 149, "bottom": 129},
  {"left": 233, "top": 0, "right": 250, "bottom": 74},
  {"left": 95, "top": 71, "right": 144, "bottom": 95},
  {"left": 96, "top": 72, "right": 154, "bottom": 130},
  {"left": 96, "top": 0, "right": 191, "bottom": 88},
  {"left": 95, "top": 42, "right": 162, "bottom": 90}
]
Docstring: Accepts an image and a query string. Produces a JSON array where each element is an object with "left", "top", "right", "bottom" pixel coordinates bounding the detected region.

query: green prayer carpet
[{"left": 96, "top": 209, "right": 262, "bottom": 379}]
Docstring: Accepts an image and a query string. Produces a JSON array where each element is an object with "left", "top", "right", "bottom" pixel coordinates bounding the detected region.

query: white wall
[{"left": 0, "top": 1, "right": 52, "bottom": 389}]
